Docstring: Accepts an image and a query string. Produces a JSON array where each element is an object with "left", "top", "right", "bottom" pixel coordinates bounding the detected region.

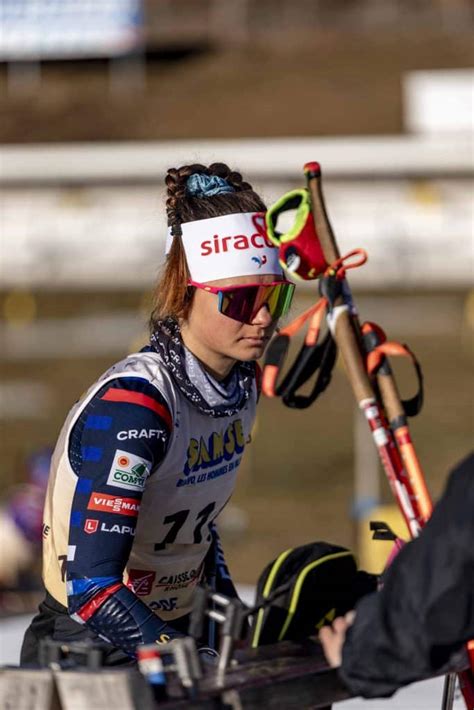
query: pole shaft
[
  {"left": 304, "top": 160, "right": 473, "bottom": 709},
  {"left": 304, "top": 163, "right": 419, "bottom": 531}
]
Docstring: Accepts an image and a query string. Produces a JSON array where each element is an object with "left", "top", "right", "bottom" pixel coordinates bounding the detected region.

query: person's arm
[
  {"left": 207, "top": 522, "right": 239, "bottom": 600},
  {"left": 66, "top": 376, "right": 185, "bottom": 656},
  {"left": 332, "top": 453, "right": 474, "bottom": 698}
]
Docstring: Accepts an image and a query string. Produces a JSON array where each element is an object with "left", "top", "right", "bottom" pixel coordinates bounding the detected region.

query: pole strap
[
  {"left": 362, "top": 322, "right": 424, "bottom": 418},
  {"left": 262, "top": 250, "right": 367, "bottom": 408}
]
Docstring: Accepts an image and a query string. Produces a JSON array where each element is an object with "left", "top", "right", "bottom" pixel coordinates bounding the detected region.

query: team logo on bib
[
  {"left": 127, "top": 569, "right": 156, "bottom": 596},
  {"left": 106, "top": 449, "right": 151, "bottom": 492}
]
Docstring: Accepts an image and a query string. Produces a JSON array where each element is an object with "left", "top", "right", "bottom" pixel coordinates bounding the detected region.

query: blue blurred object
[
  {"left": 26, "top": 447, "right": 52, "bottom": 489},
  {"left": 186, "top": 174, "right": 235, "bottom": 198},
  {"left": 6, "top": 447, "right": 52, "bottom": 544},
  {"left": 0, "top": 0, "right": 143, "bottom": 61}
]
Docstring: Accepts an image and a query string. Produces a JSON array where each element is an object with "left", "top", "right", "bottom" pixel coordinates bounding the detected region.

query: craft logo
[
  {"left": 127, "top": 569, "right": 156, "bottom": 596},
  {"left": 117, "top": 429, "right": 165, "bottom": 442},
  {"left": 87, "top": 492, "right": 140, "bottom": 517},
  {"left": 106, "top": 449, "right": 151, "bottom": 492},
  {"left": 182, "top": 419, "right": 246, "bottom": 478},
  {"left": 84, "top": 518, "right": 99, "bottom": 534}
]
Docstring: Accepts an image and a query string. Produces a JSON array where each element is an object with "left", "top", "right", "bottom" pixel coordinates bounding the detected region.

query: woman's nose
[{"left": 251, "top": 303, "right": 273, "bottom": 327}]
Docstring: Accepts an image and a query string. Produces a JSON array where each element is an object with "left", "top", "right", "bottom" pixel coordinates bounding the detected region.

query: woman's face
[{"left": 181, "top": 274, "right": 284, "bottom": 376}]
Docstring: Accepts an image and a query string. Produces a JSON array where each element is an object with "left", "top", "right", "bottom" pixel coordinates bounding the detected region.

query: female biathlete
[{"left": 21, "top": 163, "right": 295, "bottom": 665}]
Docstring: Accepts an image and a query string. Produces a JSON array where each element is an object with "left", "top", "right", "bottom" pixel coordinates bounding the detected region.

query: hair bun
[
  {"left": 186, "top": 173, "right": 235, "bottom": 198},
  {"left": 164, "top": 162, "right": 264, "bottom": 229}
]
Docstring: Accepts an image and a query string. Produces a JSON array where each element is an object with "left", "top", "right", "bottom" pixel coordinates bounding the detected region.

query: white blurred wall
[{"left": 1, "top": 135, "right": 472, "bottom": 290}]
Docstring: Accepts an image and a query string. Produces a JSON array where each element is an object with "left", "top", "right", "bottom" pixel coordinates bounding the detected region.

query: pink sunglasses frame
[
  {"left": 187, "top": 278, "right": 292, "bottom": 294},
  {"left": 187, "top": 278, "right": 295, "bottom": 323}
]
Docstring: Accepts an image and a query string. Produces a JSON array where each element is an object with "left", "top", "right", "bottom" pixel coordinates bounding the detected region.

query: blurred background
[{"left": 0, "top": 0, "right": 473, "bottom": 607}]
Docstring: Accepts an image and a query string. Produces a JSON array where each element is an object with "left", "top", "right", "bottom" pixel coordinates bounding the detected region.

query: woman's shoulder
[
  {"left": 94, "top": 348, "right": 177, "bottom": 404},
  {"left": 110, "top": 348, "right": 173, "bottom": 381}
]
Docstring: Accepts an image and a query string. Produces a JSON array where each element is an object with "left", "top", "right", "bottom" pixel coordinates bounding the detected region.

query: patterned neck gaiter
[{"left": 149, "top": 317, "right": 255, "bottom": 418}]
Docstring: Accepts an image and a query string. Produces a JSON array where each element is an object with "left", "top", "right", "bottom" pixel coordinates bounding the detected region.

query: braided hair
[{"left": 150, "top": 163, "right": 266, "bottom": 330}]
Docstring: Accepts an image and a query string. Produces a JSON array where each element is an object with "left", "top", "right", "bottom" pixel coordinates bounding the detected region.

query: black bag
[{"left": 251, "top": 541, "right": 377, "bottom": 647}]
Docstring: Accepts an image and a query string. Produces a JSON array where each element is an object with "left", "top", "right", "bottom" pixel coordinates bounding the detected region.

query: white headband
[{"left": 165, "top": 212, "right": 282, "bottom": 282}]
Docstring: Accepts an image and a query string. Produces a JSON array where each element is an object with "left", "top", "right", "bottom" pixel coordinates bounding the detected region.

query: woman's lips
[{"left": 242, "top": 335, "right": 269, "bottom": 345}]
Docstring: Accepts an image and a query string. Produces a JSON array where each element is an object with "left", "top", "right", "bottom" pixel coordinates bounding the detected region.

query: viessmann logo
[
  {"left": 200, "top": 214, "right": 276, "bottom": 256},
  {"left": 87, "top": 492, "right": 140, "bottom": 517},
  {"left": 106, "top": 449, "right": 151, "bottom": 492}
]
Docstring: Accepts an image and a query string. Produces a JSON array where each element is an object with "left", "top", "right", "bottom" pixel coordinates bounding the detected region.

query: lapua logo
[
  {"left": 84, "top": 519, "right": 135, "bottom": 536},
  {"left": 201, "top": 214, "right": 275, "bottom": 256},
  {"left": 101, "top": 522, "right": 135, "bottom": 536},
  {"left": 84, "top": 519, "right": 99, "bottom": 534}
]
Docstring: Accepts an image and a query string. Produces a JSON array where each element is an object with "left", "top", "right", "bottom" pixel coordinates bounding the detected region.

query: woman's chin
[{"left": 236, "top": 342, "right": 268, "bottom": 361}]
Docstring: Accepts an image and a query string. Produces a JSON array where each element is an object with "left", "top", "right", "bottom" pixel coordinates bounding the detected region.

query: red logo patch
[
  {"left": 127, "top": 569, "right": 156, "bottom": 596},
  {"left": 84, "top": 518, "right": 99, "bottom": 534},
  {"left": 87, "top": 492, "right": 139, "bottom": 517}
]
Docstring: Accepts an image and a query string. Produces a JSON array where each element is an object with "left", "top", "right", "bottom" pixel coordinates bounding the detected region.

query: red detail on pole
[
  {"left": 360, "top": 399, "right": 418, "bottom": 535},
  {"left": 303, "top": 161, "right": 321, "bottom": 176},
  {"left": 396, "top": 428, "right": 412, "bottom": 446}
]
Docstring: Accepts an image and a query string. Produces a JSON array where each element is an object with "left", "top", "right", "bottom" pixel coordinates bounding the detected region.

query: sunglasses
[{"left": 188, "top": 279, "right": 295, "bottom": 324}]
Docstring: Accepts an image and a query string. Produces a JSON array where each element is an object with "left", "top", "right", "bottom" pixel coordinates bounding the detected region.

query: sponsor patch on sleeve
[
  {"left": 87, "top": 492, "right": 140, "bottom": 517},
  {"left": 106, "top": 449, "right": 152, "bottom": 492}
]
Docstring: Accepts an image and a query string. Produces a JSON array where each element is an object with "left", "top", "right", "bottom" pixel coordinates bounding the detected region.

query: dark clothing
[
  {"left": 21, "top": 519, "right": 238, "bottom": 668},
  {"left": 340, "top": 452, "right": 474, "bottom": 698},
  {"left": 20, "top": 591, "right": 191, "bottom": 667},
  {"left": 21, "top": 517, "right": 238, "bottom": 668}
]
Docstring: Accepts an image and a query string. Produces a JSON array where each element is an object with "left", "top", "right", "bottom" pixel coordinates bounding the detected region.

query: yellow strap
[
  {"left": 251, "top": 548, "right": 293, "bottom": 648},
  {"left": 277, "top": 550, "right": 354, "bottom": 642}
]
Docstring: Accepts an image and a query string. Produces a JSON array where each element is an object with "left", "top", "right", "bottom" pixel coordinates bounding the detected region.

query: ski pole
[
  {"left": 303, "top": 162, "right": 421, "bottom": 537},
  {"left": 303, "top": 160, "right": 474, "bottom": 710},
  {"left": 362, "top": 323, "right": 433, "bottom": 524}
]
